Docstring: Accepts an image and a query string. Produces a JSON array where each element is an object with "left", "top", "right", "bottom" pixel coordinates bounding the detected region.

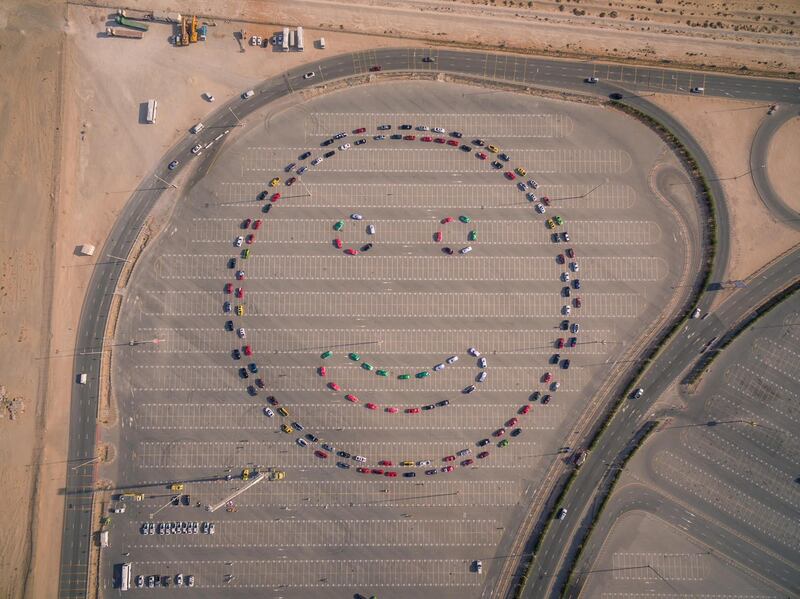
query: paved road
[
  {"left": 750, "top": 106, "right": 800, "bottom": 229},
  {"left": 57, "top": 46, "right": 800, "bottom": 597}
]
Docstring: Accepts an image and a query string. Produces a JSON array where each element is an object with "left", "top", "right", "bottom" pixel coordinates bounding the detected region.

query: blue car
[{"left": 223, "top": 301, "right": 232, "bottom": 313}]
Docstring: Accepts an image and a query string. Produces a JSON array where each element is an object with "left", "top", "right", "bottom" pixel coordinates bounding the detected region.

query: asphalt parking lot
[{"left": 105, "top": 80, "right": 684, "bottom": 597}]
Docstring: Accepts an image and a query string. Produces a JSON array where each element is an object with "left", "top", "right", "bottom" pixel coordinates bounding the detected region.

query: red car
[
  {"left": 543, "top": 372, "right": 553, "bottom": 383},
  {"left": 421, "top": 136, "right": 433, "bottom": 142},
  {"left": 520, "top": 404, "right": 531, "bottom": 415},
  {"left": 369, "top": 65, "right": 382, "bottom": 72},
  {"left": 329, "top": 382, "right": 341, "bottom": 391},
  {"left": 286, "top": 177, "right": 296, "bottom": 186},
  {"left": 315, "top": 450, "right": 328, "bottom": 459},
  {"left": 271, "top": 193, "right": 281, "bottom": 202},
  {"left": 557, "top": 338, "right": 565, "bottom": 349},
  {"left": 506, "top": 417, "right": 518, "bottom": 427},
  {"left": 541, "top": 195, "right": 551, "bottom": 206},
  {"left": 245, "top": 234, "right": 255, "bottom": 244},
  {"left": 243, "top": 345, "right": 252, "bottom": 356},
  {"left": 334, "top": 238, "right": 343, "bottom": 249},
  {"left": 365, "top": 403, "right": 378, "bottom": 410},
  {"left": 379, "top": 460, "right": 393, "bottom": 466},
  {"left": 446, "top": 139, "right": 459, "bottom": 147},
  {"left": 385, "top": 471, "right": 398, "bottom": 477},
  {"left": 403, "top": 135, "right": 416, "bottom": 141},
  {"left": 434, "top": 231, "right": 443, "bottom": 242},
  {"left": 318, "top": 366, "right": 326, "bottom": 377},
  {"left": 441, "top": 465, "right": 454, "bottom": 473},
  {"left": 493, "top": 428, "right": 506, "bottom": 437},
  {"left": 225, "top": 283, "right": 233, "bottom": 294},
  {"left": 357, "top": 467, "right": 370, "bottom": 474},
  {"left": 441, "top": 216, "right": 454, "bottom": 224},
  {"left": 243, "top": 218, "right": 252, "bottom": 228},
  {"left": 574, "top": 297, "right": 582, "bottom": 308},
  {"left": 385, "top": 406, "right": 399, "bottom": 413},
  {"left": 344, "top": 248, "right": 359, "bottom": 255},
  {"left": 354, "top": 127, "right": 366, "bottom": 134},
  {"left": 557, "top": 254, "right": 565, "bottom": 264},
  {"left": 566, "top": 248, "right": 575, "bottom": 258},
  {"left": 477, "top": 451, "right": 489, "bottom": 459},
  {"left": 461, "top": 459, "right": 474, "bottom": 466},
  {"left": 345, "top": 394, "right": 359, "bottom": 403},
  {"left": 434, "top": 137, "right": 446, "bottom": 144},
  {"left": 371, "top": 468, "right": 384, "bottom": 475},
  {"left": 406, "top": 407, "right": 420, "bottom": 414},
  {"left": 504, "top": 171, "right": 516, "bottom": 180},
  {"left": 444, "top": 455, "right": 456, "bottom": 462},
  {"left": 253, "top": 219, "right": 262, "bottom": 230},
  {"left": 477, "top": 152, "right": 487, "bottom": 160},
  {"left": 235, "top": 287, "right": 244, "bottom": 298}
]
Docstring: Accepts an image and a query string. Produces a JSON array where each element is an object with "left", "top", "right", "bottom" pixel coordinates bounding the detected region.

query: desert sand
[{"left": 767, "top": 115, "right": 800, "bottom": 215}]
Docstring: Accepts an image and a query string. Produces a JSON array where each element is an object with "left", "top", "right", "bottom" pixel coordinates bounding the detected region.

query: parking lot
[{"left": 104, "top": 80, "right": 684, "bottom": 596}]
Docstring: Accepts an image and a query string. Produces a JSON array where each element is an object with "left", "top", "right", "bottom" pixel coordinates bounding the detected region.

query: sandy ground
[
  {"left": 83, "top": 0, "right": 800, "bottom": 75},
  {"left": 647, "top": 93, "right": 799, "bottom": 283},
  {"left": 767, "top": 115, "right": 800, "bottom": 214}
]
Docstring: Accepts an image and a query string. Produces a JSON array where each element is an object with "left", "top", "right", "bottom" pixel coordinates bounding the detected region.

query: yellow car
[
  {"left": 281, "top": 423, "right": 293, "bottom": 434},
  {"left": 487, "top": 145, "right": 499, "bottom": 153},
  {"left": 236, "top": 305, "right": 244, "bottom": 316},
  {"left": 401, "top": 460, "right": 415, "bottom": 467},
  {"left": 270, "top": 177, "right": 280, "bottom": 187},
  {"left": 546, "top": 219, "right": 555, "bottom": 229},
  {"left": 170, "top": 483, "right": 184, "bottom": 492},
  {"left": 277, "top": 407, "right": 289, "bottom": 417},
  {"left": 515, "top": 167, "right": 527, "bottom": 176}
]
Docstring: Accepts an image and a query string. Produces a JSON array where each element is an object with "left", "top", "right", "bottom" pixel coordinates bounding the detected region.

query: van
[
  {"left": 190, "top": 122, "right": 204, "bottom": 134},
  {"left": 242, "top": 90, "right": 255, "bottom": 100},
  {"left": 78, "top": 373, "right": 88, "bottom": 384},
  {"left": 319, "top": 37, "right": 325, "bottom": 49}
]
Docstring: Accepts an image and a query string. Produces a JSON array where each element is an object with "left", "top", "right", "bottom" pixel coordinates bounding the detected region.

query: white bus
[
  {"left": 296, "top": 27, "right": 304, "bottom": 51},
  {"left": 288, "top": 29, "right": 295, "bottom": 50},
  {"left": 120, "top": 562, "right": 132, "bottom": 591},
  {"left": 282, "top": 27, "right": 289, "bottom": 51},
  {"left": 146, "top": 99, "right": 157, "bottom": 124}
]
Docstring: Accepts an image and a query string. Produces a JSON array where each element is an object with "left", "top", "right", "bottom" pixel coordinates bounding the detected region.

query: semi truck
[
  {"left": 296, "top": 26, "right": 304, "bottom": 51},
  {"left": 114, "top": 15, "right": 149, "bottom": 32},
  {"left": 145, "top": 11, "right": 181, "bottom": 23},
  {"left": 282, "top": 27, "right": 290, "bottom": 51},
  {"left": 106, "top": 27, "right": 143, "bottom": 39}
]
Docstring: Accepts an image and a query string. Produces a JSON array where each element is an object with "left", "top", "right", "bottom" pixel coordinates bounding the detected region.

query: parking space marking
[
  {"left": 135, "top": 403, "right": 559, "bottom": 430},
  {"left": 141, "top": 290, "right": 640, "bottom": 318},
  {"left": 751, "top": 338, "right": 800, "bottom": 385},
  {"left": 158, "top": 254, "right": 665, "bottom": 282},
  {"left": 653, "top": 451, "right": 800, "bottom": 551},
  {"left": 244, "top": 147, "right": 631, "bottom": 174},
  {"left": 133, "top": 559, "right": 480, "bottom": 588},
  {"left": 135, "top": 327, "right": 614, "bottom": 355},
  {"left": 220, "top": 182, "right": 637, "bottom": 210},
  {"left": 136, "top": 440, "right": 538, "bottom": 468},
  {"left": 306, "top": 112, "right": 574, "bottom": 138},
  {"left": 611, "top": 552, "right": 706, "bottom": 580},
  {"left": 191, "top": 218, "right": 661, "bottom": 246},
  {"left": 722, "top": 365, "right": 799, "bottom": 426},
  {"left": 132, "top": 364, "right": 586, "bottom": 392},
  {"left": 131, "top": 518, "right": 501, "bottom": 548}
]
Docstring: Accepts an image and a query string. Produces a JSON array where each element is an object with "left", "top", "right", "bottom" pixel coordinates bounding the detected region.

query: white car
[
  {"left": 460, "top": 246, "right": 473, "bottom": 254},
  {"left": 311, "top": 157, "right": 323, "bottom": 166},
  {"left": 446, "top": 355, "right": 459, "bottom": 364},
  {"left": 417, "top": 460, "right": 431, "bottom": 467},
  {"left": 535, "top": 203, "right": 545, "bottom": 214},
  {"left": 585, "top": 76, "right": 598, "bottom": 84},
  {"left": 528, "top": 179, "right": 539, "bottom": 189},
  {"left": 237, "top": 328, "right": 246, "bottom": 338},
  {"left": 468, "top": 347, "right": 481, "bottom": 357},
  {"left": 235, "top": 236, "right": 243, "bottom": 247},
  {"left": 366, "top": 224, "right": 375, "bottom": 235},
  {"left": 633, "top": 388, "right": 644, "bottom": 399},
  {"left": 478, "top": 357, "right": 487, "bottom": 368},
  {"left": 176, "top": 573, "right": 184, "bottom": 586},
  {"left": 456, "top": 448, "right": 471, "bottom": 456},
  {"left": 432, "top": 127, "right": 446, "bottom": 134},
  {"left": 297, "top": 438, "right": 308, "bottom": 447},
  {"left": 571, "top": 323, "right": 580, "bottom": 333},
  {"left": 209, "top": 523, "right": 215, "bottom": 534},
  {"left": 433, "top": 363, "right": 446, "bottom": 372},
  {"left": 350, "top": 213, "right": 363, "bottom": 220},
  {"left": 303, "top": 72, "right": 316, "bottom": 79},
  {"left": 135, "top": 576, "right": 144, "bottom": 588},
  {"left": 264, "top": 407, "right": 274, "bottom": 417},
  {"left": 477, "top": 371, "right": 487, "bottom": 383},
  {"left": 204, "top": 92, "right": 215, "bottom": 102},
  {"left": 690, "top": 86, "right": 704, "bottom": 94},
  {"left": 474, "top": 560, "right": 483, "bottom": 574},
  {"left": 191, "top": 144, "right": 203, "bottom": 155},
  {"left": 339, "top": 143, "right": 351, "bottom": 150},
  {"left": 187, "top": 576, "right": 195, "bottom": 587},
  {"left": 256, "top": 36, "right": 262, "bottom": 46},
  {"left": 354, "top": 455, "right": 367, "bottom": 463},
  {"left": 560, "top": 271, "right": 570, "bottom": 282},
  {"left": 562, "top": 305, "right": 571, "bottom": 315}
]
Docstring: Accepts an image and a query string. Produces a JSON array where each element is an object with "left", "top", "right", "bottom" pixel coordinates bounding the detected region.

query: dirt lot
[
  {"left": 767, "top": 115, "right": 800, "bottom": 214},
  {"left": 647, "top": 93, "right": 799, "bottom": 283}
]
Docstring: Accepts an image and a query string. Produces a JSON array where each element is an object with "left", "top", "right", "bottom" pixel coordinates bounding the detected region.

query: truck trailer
[
  {"left": 296, "top": 26, "right": 304, "bottom": 51},
  {"left": 106, "top": 27, "right": 143, "bottom": 39},
  {"left": 114, "top": 15, "right": 149, "bottom": 31}
]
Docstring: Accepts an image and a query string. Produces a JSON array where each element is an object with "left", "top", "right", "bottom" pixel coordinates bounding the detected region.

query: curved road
[{"left": 57, "top": 46, "right": 800, "bottom": 598}]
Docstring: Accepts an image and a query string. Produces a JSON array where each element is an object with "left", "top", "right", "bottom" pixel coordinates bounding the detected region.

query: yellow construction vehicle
[
  {"left": 190, "top": 16, "right": 198, "bottom": 43},
  {"left": 170, "top": 483, "right": 185, "bottom": 491},
  {"left": 241, "top": 468, "right": 250, "bottom": 481},
  {"left": 269, "top": 470, "right": 285, "bottom": 481},
  {"left": 120, "top": 492, "right": 145, "bottom": 502}
]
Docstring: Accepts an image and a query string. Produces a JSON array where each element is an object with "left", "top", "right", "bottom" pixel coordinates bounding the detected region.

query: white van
[
  {"left": 242, "top": 89, "right": 255, "bottom": 100},
  {"left": 319, "top": 37, "right": 326, "bottom": 49},
  {"left": 190, "top": 122, "right": 204, "bottom": 134},
  {"left": 78, "top": 373, "right": 88, "bottom": 384}
]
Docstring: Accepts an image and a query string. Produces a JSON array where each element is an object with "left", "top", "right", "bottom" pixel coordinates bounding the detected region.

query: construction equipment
[
  {"left": 170, "top": 483, "right": 185, "bottom": 492},
  {"left": 190, "top": 16, "right": 198, "bottom": 43},
  {"left": 180, "top": 16, "right": 190, "bottom": 46},
  {"left": 105, "top": 27, "right": 143, "bottom": 39},
  {"left": 241, "top": 468, "right": 250, "bottom": 481}
]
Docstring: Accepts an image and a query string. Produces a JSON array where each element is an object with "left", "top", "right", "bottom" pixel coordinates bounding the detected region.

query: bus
[
  {"left": 296, "top": 27, "right": 304, "bottom": 51},
  {"left": 288, "top": 29, "right": 295, "bottom": 50},
  {"left": 146, "top": 99, "right": 157, "bottom": 124},
  {"left": 282, "top": 27, "right": 289, "bottom": 51},
  {"left": 120, "top": 562, "right": 132, "bottom": 591}
]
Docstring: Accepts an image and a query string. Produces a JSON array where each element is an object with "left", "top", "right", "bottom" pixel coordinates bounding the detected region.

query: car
[
  {"left": 264, "top": 407, "right": 274, "bottom": 417},
  {"left": 692, "top": 307, "right": 702, "bottom": 319},
  {"left": 298, "top": 151, "right": 312, "bottom": 161},
  {"left": 406, "top": 407, "right": 420, "bottom": 414},
  {"left": 285, "top": 177, "right": 297, "bottom": 186},
  {"left": 515, "top": 167, "right": 527, "bottom": 177},
  {"left": 450, "top": 131, "right": 463, "bottom": 138},
  {"left": 556, "top": 337, "right": 565, "bottom": 349},
  {"left": 376, "top": 369, "right": 389, "bottom": 377},
  {"left": 446, "top": 139, "right": 459, "bottom": 146},
  {"left": 223, "top": 301, "right": 232, "bottom": 313},
  {"left": 366, "top": 224, "right": 376, "bottom": 235},
  {"left": 385, "top": 406, "right": 399, "bottom": 413},
  {"left": 398, "top": 374, "right": 411, "bottom": 380},
  {"left": 551, "top": 353, "right": 560, "bottom": 364},
  {"left": 433, "top": 137, "right": 446, "bottom": 143},
  {"left": 321, "top": 350, "right": 333, "bottom": 359},
  {"left": 333, "top": 238, "right": 343, "bottom": 249},
  {"left": 416, "top": 371, "right": 430, "bottom": 378},
  {"left": 569, "top": 261, "right": 579, "bottom": 272},
  {"left": 437, "top": 399, "right": 450, "bottom": 407},
  {"left": 339, "top": 451, "right": 353, "bottom": 459},
  {"left": 441, "top": 465, "right": 454, "bottom": 473},
  {"left": 444, "top": 455, "right": 456, "bottom": 462},
  {"left": 270, "top": 177, "right": 280, "bottom": 187},
  {"left": 433, "top": 231, "right": 443, "bottom": 242},
  {"left": 306, "top": 433, "right": 318, "bottom": 443},
  {"left": 317, "top": 366, "right": 326, "bottom": 377},
  {"left": 542, "top": 372, "right": 553, "bottom": 383},
  {"left": 633, "top": 388, "right": 644, "bottom": 399},
  {"left": 574, "top": 297, "right": 582, "bottom": 308},
  {"left": 281, "top": 423, "right": 293, "bottom": 434},
  {"left": 541, "top": 394, "right": 551, "bottom": 405},
  {"left": 338, "top": 143, "right": 351, "bottom": 152},
  {"left": 534, "top": 203, "right": 546, "bottom": 215},
  {"left": 552, "top": 233, "right": 561, "bottom": 243},
  {"left": 487, "top": 145, "right": 499, "bottom": 153},
  {"left": 468, "top": 347, "right": 481, "bottom": 357},
  {"left": 554, "top": 215, "right": 564, "bottom": 226},
  {"left": 446, "top": 355, "right": 458, "bottom": 364},
  {"left": 586, "top": 76, "right": 599, "bottom": 83},
  {"left": 374, "top": 134, "right": 387, "bottom": 141},
  {"left": 311, "top": 157, "right": 323, "bottom": 166},
  {"left": 573, "top": 279, "right": 581, "bottom": 290},
  {"left": 191, "top": 143, "right": 203, "bottom": 155},
  {"left": 477, "top": 451, "right": 490, "bottom": 459},
  {"left": 520, "top": 404, "right": 532, "bottom": 415},
  {"left": 563, "top": 287, "right": 571, "bottom": 298},
  {"left": 463, "top": 385, "right": 476, "bottom": 394},
  {"left": 478, "top": 357, "right": 487, "bottom": 368},
  {"left": 248, "top": 363, "right": 258, "bottom": 373},
  {"left": 416, "top": 125, "right": 430, "bottom": 131},
  {"left": 531, "top": 391, "right": 541, "bottom": 402},
  {"left": 421, "top": 136, "right": 433, "bottom": 142},
  {"left": 568, "top": 337, "right": 577, "bottom": 348},
  {"left": 425, "top": 469, "right": 438, "bottom": 476},
  {"left": 356, "top": 467, "right": 369, "bottom": 474},
  {"left": 472, "top": 138, "right": 485, "bottom": 146},
  {"left": 517, "top": 182, "right": 527, "bottom": 192},
  {"left": 235, "top": 287, "right": 244, "bottom": 298},
  {"left": 563, "top": 305, "right": 571, "bottom": 315},
  {"left": 422, "top": 404, "right": 435, "bottom": 411},
  {"left": 234, "top": 236, "right": 243, "bottom": 248},
  {"left": 303, "top": 71, "right": 316, "bottom": 79},
  {"left": 442, "top": 247, "right": 454, "bottom": 254},
  {"left": 416, "top": 460, "right": 432, "bottom": 467},
  {"left": 329, "top": 382, "right": 341, "bottom": 391},
  {"left": 468, "top": 230, "right": 478, "bottom": 241},
  {"left": 377, "top": 124, "right": 392, "bottom": 130},
  {"left": 236, "top": 305, "right": 244, "bottom": 316},
  {"left": 362, "top": 362, "right": 374, "bottom": 372},
  {"left": 277, "top": 406, "right": 289, "bottom": 416},
  {"left": 571, "top": 323, "right": 580, "bottom": 334},
  {"left": 477, "top": 152, "right": 487, "bottom": 160},
  {"left": 297, "top": 437, "right": 309, "bottom": 448},
  {"left": 369, "top": 65, "right": 382, "bottom": 71},
  {"left": 561, "top": 359, "right": 570, "bottom": 369},
  {"left": 399, "top": 124, "right": 413, "bottom": 130},
  {"left": 378, "top": 460, "right": 393, "bottom": 466},
  {"left": 477, "top": 438, "right": 491, "bottom": 447},
  {"left": 690, "top": 86, "right": 704, "bottom": 93},
  {"left": 460, "top": 145, "right": 472, "bottom": 152},
  {"left": 433, "top": 363, "right": 446, "bottom": 371},
  {"left": 371, "top": 468, "right": 384, "bottom": 476},
  {"left": 403, "top": 471, "right": 416, "bottom": 478},
  {"left": 321, "top": 137, "right": 335, "bottom": 146},
  {"left": 344, "top": 248, "right": 359, "bottom": 256},
  {"left": 556, "top": 507, "right": 568, "bottom": 519},
  {"left": 231, "top": 348, "right": 240, "bottom": 359},
  {"left": 459, "top": 246, "right": 472, "bottom": 254},
  {"left": 385, "top": 471, "right": 398, "bottom": 477},
  {"left": 168, "top": 160, "right": 179, "bottom": 170},
  {"left": 365, "top": 403, "right": 378, "bottom": 410},
  {"left": 498, "top": 152, "right": 510, "bottom": 162},
  {"left": 333, "top": 220, "right": 345, "bottom": 231},
  {"left": 136, "top": 575, "right": 144, "bottom": 588},
  {"left": 284, "top": 162, "right": 297, "bottom": 173},
  {"left": 237, "top": 328, "right": 246, "bottom": 338},
  {"left": 315, "top": 450, "right": 329, "bottom": 459},
  {"left": 562, "top": 231, "right": 570, "bottom": 242},
  {"left": 291, "top": 421, "right": 304, "bottom": 432},
  {"left": 351, "top": 213, "right": 364, "bottom": 221},
  {"left": 498, "top": 439, "right": 510, "bottom": 447},
  {"left": 255, "top": 378, "right": 265, "bottom": 389},
  {"left": 324, "top": 150, "right": 335, "bottom": 158}
]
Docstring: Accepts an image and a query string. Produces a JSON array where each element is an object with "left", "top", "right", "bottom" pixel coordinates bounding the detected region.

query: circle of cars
[
  {"left": 435, "top": 214, "right": 478, "bottom": 255},
  {"left": 225, "top": 122, "right": 581, "bottom": 478}
]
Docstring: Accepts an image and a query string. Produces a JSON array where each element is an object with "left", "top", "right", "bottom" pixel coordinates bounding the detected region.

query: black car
[
  {"left": 510, "top": 428, "right": 522, "bottom": 437},
  {"left": 337, "top": 462, "right": 351, "bottom": 469},
  {"left": 568, "top": 337, "right": 577, "bottom": 347},
  {"left": 561, "top": 359, "right": 571, "bottom": 369},
  {"left": 560, "top": 320, "right": 570, "bottom": 330},
  {"left": 551, "top": 353, "right": 560, "bottom": 365},
  {"left": 323, "top": 150, "right": 335, "bottom": 158},
  {"left": 225, "top": 320, "right": 234, "bottom": 331},
  {"left": 561, "top": 231, "right": 570, "bottom": 242},
  {"left": 377, "top": 124, "right": 392, "bottom": 130},
  {"left": 355, "top": 138, "right": 367, "bottom": 145},
  {"left": 232, "top": 349, "right": 241, "bottom": 360},
  {"left": 552, "top": 233, "right": 561, "bottom": 243},
  {"left": 306, "top": 433, "right": 319, "bottom": 443},
  {"left": 541, "top": 394, "right": 551, "bottom": 404},
  {"left": 437, "top": 400, "right": 450, "bottom": 407},
  {"left": 460, "top": 144, "right": 471, "bottom": 152},
  {"left": 248, "top": 363, "right": 258, "bottom": 373},
  {"left": 291, "top": 421, "right": 304, "bottom": 431},
  {"left": 498, "top": 153, "right": 510, "bottom": 162},
  {"left": 228, "top": 257, "right": 237, "bottom": 269},
  {"left": 266, "top": 395, "right": 277, "bottom": 404},
  {"left": 422, "top": 404, "right": 435, "bottom": 410},
  {"left": 472, "top": 138, "right": 485, "bottom": 146},
  {"left": 573, "top": 279, "right": 581, "bottom": 289},
  {"left": 299, "top": 151, "right": 312, "bottom": 160},
  {"left": 239, "top": 367, "right": 249, "bottom": 379},
  {"left": 477, "top": 438, "right": 491, "bottom": 447},
  {"left": 247, "top": 385, "right": 257, "bottom": 396},
  {"left": 399, "top": 124, "right": 413, "bottom": 130},
  {"left": 255, "top": 378, "right": 265, "bottom": 388},
  {"left": 390, "top": 133, "right": 403, "bottom": 139},
  {"left": 451, "top": 131, "right": 463, "bottom": 138},
  {"left": 531, "top": 391, "right": 541, "bottom": 402},
  {"left": 442, "top": 247, "right": 454, "bottom": 255},
  {"left": 360, "top": 243, "right": 373, "bottom": 252},
  {"left": 563, "top": 287, "right": 571, "bottom": 297},
  {"left": 403, "top": 471, "right": 416, "bottom": 477},
  {"left": 337, "top": 450, "right": 351, "bottom": 459},
  {"left": 261, "top": 203, "right": 272, "bottom": 214},
  {"left": 321, "top": 138, "right": 334, "bottom": 146},
  {"left": 491, "top": 160, "right": 502, "bottom": 169}
]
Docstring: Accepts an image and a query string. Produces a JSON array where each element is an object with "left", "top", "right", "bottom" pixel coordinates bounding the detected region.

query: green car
[
  {"left": 362, "top": 362, "right": 374, "bottom": 371},
  {"left": 348, "top": 352, "right": 360, "bottom": 361},
  {"left": 333, "top": 220, "right": 345, "bottom": 231},
  {"left": 553, "top": 215, "right": 563, "bottom": 226},
  {"left": 468, "top": 230, "right": 478, "bottom": 241},
  {"left": 498, "top": 439, "right": 509, "bottom": 447},
  {"left": 398, "top": 374, "right": 411, "bottom": 380},
  {"left": 320, "top": 350, "right": 333, "bottom": 359},
  {"left": 416, "top": 371, "right": 430, "bottom": 379},
  {"left": 376, "top": 369, "right": 389, "bottom": 377},
  {"left": 459, "top": 215, "right": 471, "bottom": 224},
  {"left": 241, "top": 248, "right": 250, "bottom": 259}
]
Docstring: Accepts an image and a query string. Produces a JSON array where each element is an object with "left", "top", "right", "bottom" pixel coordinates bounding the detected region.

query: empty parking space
[{"left": 611, "top": 552, "right": 707, "bottom": 580}]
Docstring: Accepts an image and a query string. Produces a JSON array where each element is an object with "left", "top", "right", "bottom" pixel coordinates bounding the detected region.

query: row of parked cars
[
  {"left": 135, "top": 573, "right": 194, "bottom": 588},
  {"left": 140, "top": 521, "right": 215, "bottom": 535}
]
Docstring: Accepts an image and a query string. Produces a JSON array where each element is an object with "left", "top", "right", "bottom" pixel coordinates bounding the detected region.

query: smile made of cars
[{"left": 223, "top": 122, "right": 582, "bottom": 473}]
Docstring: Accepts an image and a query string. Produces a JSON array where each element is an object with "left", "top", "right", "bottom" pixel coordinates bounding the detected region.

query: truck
[
  {"left": 282, "top": 27, "right": 290, "bottom": 51},
  {"left": 190, "top": 122, "right": 204, "bottom": 134},
  {"left": 190, "top": 16, "right": 198, "bottom": 43},
  {"left": 100, "top": 530, "right": 109, "bottom": 548},
  {"left": 296, "top": 26, "right": 304, "bottom": 51},
  {"left": 114, "top": 15, "right": 149, "bottom": 32},
  {"left": 120, "top": 492, "right": 145, "bottom": 502},
  {"left": 106, "top": 27, "right": 143, "bottom": 39},
  {"left": 288, "top": 29, "right": 295, "bottom": 49},
  {"left": 146, "top": 11, "right": 181, "bottom": 23},
  {"left": 199, "top": 24, "right": 208, "bottom": 41},
  {"left": 145, "top": 99, "right": 157, "bottom": 124}
]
